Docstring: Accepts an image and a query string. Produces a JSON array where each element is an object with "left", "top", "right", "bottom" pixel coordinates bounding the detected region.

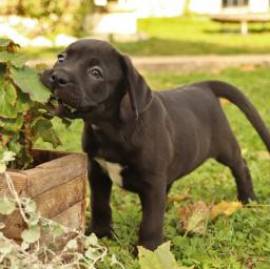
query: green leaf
[
  {"left": 22, "top": 198, "right": 40, "bottom": 225},
  {"left": 0, "top": 51, "right": 26, "bottom": 68},
  {"left": 5, "top": 136, "right": 22, "bottom": 156},
  {"left": 27, "top": 212, "right": 40, "bottom": 226},
  {"left": 15, "top": 91, "right": 30, "bottom": 113},
  {"left": 66, "top": 239, "right": 78, "bottom": 249},
  {"left": 0, "top": 133, "right": 10, "bottom": 146},
  {"left": 85, "top": 248, "right": 99, "bottom": 260},
  {"left": 0, "top": 80, "right": 18, "bottom": 118},
  {"left": 10, "top": 66, "right": 51, "bottom": 103},
  {"left": 32, "top": 118, "right": 61, "bottom": 147},
  {"left": 111, "top": 254, "right": 118, "bottom": 265},
  {"left": 138, "top": 242, "right": 193, "bottom": 269},
  {"left": 0, "top": 116, "right": 24, "bottom": 132},
  {"left": 23, "top": 199, "right": 37, "bottom": 213},
  {"left": 138, "top": 246, "right": 162, "bottom": 269},
  {"left": 85, "top": 233, "right": 98, "bottom": 247},
  {"left": 0, "top": 197, "right": 16, "bottom": 215},
  {"left": 21, "top": 241, "right": 29, "bottom": 251},
  {"left": 2, "top": 151, "right": 16, "bottom": 163},
  {"left": 21, "top": 226, "right": 40, "bottom": 243},
  {"left": 51, "top": 223, "right": 64, "bottom": 238}
]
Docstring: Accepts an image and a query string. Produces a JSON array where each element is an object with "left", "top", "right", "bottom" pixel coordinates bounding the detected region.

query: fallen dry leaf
[
  {"left": 210, "top": 201, "right": 242, "bottom": 220},
  {"left": 179, "top": 201, "right": 210, "bottom": 235},
  {"left": 168, "top": 193, "right": 191, "bottom": 203}
]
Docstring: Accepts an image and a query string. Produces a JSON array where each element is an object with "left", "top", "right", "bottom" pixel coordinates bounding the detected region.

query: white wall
[
  {"left": 189, "top": 0, "right": 269, "bottom": 14},
  {"left": 136, "top": 0, "right": 186, "bottom": 18},
  {"left": 189, "top": 0, "right": 222, "bottom": 14},
  {"left": 249, "top": 0, "right": 269, "bottom": 13},
  {"left": 92, "top": 12, "right": 137, "bottom": 35}
]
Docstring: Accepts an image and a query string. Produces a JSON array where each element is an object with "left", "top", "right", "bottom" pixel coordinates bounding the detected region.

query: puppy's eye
[
  {"left": 88, "top": 67, "right": 103, "bottom": 79},
  {"left": 57, "top": 54, "right": 65, "bottom": 63}
]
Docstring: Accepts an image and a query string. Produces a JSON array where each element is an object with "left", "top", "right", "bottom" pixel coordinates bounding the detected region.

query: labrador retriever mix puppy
[{"left": 41, "top": 39, "right": 270, "bottom": 251}]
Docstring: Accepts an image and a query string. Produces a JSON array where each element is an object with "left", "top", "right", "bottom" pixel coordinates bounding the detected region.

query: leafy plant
[{"left": 0, "top": 38, "right": 60, "bottom": 169}]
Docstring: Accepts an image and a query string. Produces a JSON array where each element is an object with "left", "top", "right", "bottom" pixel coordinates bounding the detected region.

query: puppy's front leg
[
  {"left": 86, "top": 159, "right": 113, "bottom": 238},
  {"left": 138, "top": 178, "right": 167, "bottom": 250}
]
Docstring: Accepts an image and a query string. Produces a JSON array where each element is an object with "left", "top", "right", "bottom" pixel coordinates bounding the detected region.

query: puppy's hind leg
[{"left": 216, "top": 133, "right": 256, "bottom": 203}]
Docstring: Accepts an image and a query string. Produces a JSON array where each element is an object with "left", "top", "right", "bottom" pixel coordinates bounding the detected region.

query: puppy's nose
[{"left": 50, "top": 71, "right": 70, "bottom": 87}]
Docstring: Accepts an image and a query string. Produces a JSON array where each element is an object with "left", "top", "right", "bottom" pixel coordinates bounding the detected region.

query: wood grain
[
  {"left": 35, "top": 176, "right": 85, "bottom": 219},
  {"left": 53, "top": 201, "right": 85, "bottom": 231},
  {"left": 25, "top": 154, "right": 87, "bottom": 197},
  {"left": 0, "top": 171, "right": 27, "bottom": 196}
]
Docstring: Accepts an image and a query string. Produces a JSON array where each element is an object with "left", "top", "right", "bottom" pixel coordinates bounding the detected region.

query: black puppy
[{"left": 41, "top": 39, "right": 270, "bottom": 251}]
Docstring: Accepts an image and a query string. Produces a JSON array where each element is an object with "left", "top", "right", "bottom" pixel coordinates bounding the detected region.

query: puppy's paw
[
  {"left": 238, "top": 193, "right": 257, "bottom": 204},
  {"left": 85, "top": 225, "right": 113, "bottom": 239},
  {"left": 137, "top": 239, "right": 161, "bottom": 251}
]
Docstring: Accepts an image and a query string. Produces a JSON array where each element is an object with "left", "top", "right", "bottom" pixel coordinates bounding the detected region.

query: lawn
[
  {"left": 36, "top": 66, "right": 270, "bottom": 269},
  {"left": 23, "top": 16, "right": 270, "bottom": 59},
  {"left": 117, "top": 16, "right": 270, "bottom": 56}
]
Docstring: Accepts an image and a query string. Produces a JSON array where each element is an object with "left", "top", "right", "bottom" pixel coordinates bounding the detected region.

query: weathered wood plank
[
  {"left": 35, "top": 176, "right": 85, "bottom": 219},
  {"left": 0, "top": 171, "right": 27, "bottom": 196},
  {"left": 25, "top": 154, "right": 87, "bottom": 197},
  {"left": 52, "top": 201, "right": 85, "bottom": 231}
]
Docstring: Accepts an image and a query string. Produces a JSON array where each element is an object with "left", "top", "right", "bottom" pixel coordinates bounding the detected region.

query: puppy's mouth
[
  {"left": 48, "top": 92, "right": 97, "bottom": 119},
  {"left": 48, "top": 95, "right": 83, "bottom": 119}
]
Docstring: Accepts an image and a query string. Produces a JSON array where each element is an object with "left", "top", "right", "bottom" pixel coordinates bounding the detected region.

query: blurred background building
[{"left": 0, "top": 0, "right": 270, "bottom": 46}]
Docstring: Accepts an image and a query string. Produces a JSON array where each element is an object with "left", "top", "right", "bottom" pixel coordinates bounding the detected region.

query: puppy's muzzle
[{"left": 50, "top": 70, "right": 72, "bottom": 88}]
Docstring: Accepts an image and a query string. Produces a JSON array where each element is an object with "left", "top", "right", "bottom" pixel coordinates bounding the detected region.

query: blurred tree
[{"left": 0, "top": 0, "right": 95, "bottom": 36}]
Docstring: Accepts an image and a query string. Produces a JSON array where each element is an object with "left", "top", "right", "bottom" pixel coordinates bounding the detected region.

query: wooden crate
[{"left": 0, "top": 149, "right": 88, "bottom": 241}]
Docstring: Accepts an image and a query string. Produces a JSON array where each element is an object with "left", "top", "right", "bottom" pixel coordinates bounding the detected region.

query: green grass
[
  {"left": 23, "top": 16, "right": 270, "bottom": 58},
  {"left": 116, "top": 16, "right": 270, "bottom": 56},
  {"left": 36, "top": 66, "right": 270, "bottom": 268}
]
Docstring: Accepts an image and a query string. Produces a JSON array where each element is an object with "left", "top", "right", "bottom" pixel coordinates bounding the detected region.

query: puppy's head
[{"left": 41, "top": 39, "right": 152, "bottom": 121}]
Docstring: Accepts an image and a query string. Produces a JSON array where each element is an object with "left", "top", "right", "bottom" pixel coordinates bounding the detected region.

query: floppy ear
[{"left": 120, "top": 54, "right": 152, "bottom": 122}]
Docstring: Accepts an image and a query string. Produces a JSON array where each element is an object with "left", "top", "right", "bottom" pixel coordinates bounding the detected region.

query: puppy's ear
[{"left": 120, "top": 54, "right": 152, "bottom": 122}]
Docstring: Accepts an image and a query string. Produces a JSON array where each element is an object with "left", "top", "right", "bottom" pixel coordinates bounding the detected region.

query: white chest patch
[{"left": 95, "top": 158, "right": 123, "bottom": 187}]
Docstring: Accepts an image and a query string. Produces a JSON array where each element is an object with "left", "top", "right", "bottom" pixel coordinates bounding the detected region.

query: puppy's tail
[{"left": 205, "top": 80, "right": 270, "bottom": 152}]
